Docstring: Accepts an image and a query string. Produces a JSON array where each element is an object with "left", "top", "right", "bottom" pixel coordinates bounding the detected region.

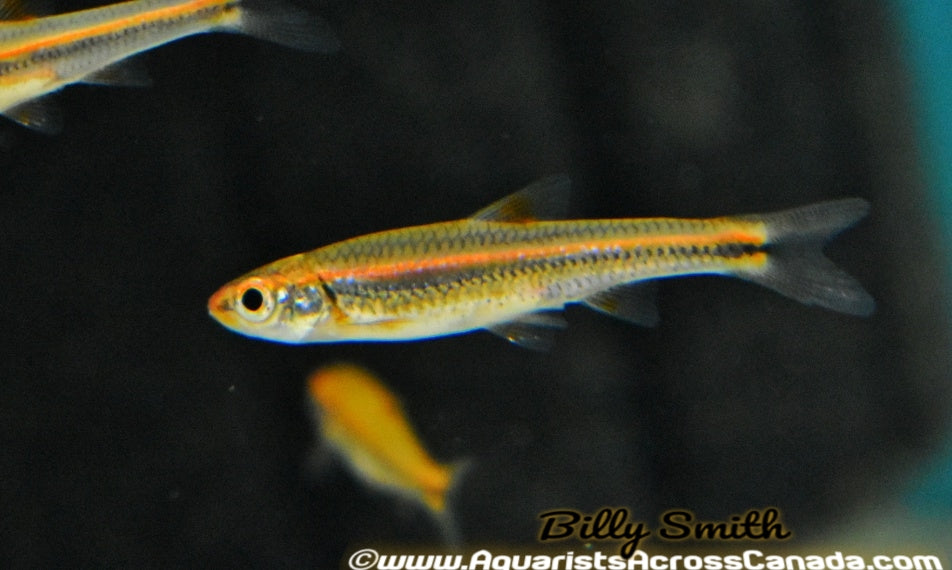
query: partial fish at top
[
  {"left": 0, "top": 0, "right": 339, "bottom": 132},
  {"left": 208, "top": 176, "right": 876, "bottom": 349}
]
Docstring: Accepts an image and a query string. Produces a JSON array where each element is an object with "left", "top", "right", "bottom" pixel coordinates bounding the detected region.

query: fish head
[{"left": 208, "top": 261, "right": 333, "bottom": 343}]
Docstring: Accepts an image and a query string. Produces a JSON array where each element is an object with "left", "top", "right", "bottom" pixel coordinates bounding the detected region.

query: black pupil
[{"left": 241, "top": 288, "right": 264, "bottom": 312}]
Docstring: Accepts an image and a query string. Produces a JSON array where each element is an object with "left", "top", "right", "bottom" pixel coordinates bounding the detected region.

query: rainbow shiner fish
[
  {"left": 208, "top": 176, "right": 875, "bottom": 349},
  {"left": 0, "top": 0, "right": 339, "bottom": 132}
]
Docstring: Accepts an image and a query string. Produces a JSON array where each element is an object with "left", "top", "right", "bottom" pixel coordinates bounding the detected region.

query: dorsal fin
[{"left": 469, "top": 175, "right": 571, "bottom": 222}]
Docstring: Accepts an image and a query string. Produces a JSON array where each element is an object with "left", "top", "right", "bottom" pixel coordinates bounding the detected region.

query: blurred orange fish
[
  {"left": 0, "top": 0, "right": 339, "bottom": 132},
  {"left": 307, "top": 362, "right": 465, "bottom": 544}
]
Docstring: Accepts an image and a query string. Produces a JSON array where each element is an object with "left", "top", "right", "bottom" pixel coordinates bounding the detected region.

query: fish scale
[{"left": 309, "top": 217, "right": 763, "bottom": 326}]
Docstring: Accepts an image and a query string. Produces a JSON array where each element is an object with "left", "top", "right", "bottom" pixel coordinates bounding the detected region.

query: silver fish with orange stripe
[
  {"left": 208, "top": 176, "right": 875, "bottom": 349},
  {"left": 0, "top": 0, "right": 338, "bottom": 132}
]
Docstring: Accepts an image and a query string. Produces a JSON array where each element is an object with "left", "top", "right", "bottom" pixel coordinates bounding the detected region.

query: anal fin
[
  {"left": 582, "top": 281, "right": 660, "bottom": 327},
  {"left": 80, "top": 60, "right": 152, "bottom": 87}
]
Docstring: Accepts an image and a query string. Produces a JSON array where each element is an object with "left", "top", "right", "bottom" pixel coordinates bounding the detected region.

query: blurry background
[{"left": 0, "top": 0, "right": 949, "bottom": 566}]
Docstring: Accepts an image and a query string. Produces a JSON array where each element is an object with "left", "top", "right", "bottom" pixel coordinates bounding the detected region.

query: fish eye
[
  {"left": 241, "top": 288, "right": 264, "bottom": 311},
  {"left": 235, "top": 280, "right": 276, "bottom": 323}
]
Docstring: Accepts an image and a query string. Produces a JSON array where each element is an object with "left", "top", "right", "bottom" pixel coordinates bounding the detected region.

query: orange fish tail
[{"left": 423, "top": 459, "right": 470, "bottom": 548}]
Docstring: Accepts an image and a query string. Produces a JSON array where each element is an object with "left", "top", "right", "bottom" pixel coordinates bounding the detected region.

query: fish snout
[{"left": 207, "top": 285, "right": 237, "bottom": 326}]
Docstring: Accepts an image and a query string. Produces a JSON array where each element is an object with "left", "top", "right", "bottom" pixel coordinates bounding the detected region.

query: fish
[
  {"left": 208, "top": 175, "right": 875, "bottom": 349},
  {"left": 306, "top": 362, "right": 465, "bottom": 545},
  {"left": 0, "top": 0, "right": 339, "bottom": 132}
]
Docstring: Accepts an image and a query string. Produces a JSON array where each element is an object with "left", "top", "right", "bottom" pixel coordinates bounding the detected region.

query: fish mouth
[{"left": 207, "top": 287, "right": 238, "bottom": 327}]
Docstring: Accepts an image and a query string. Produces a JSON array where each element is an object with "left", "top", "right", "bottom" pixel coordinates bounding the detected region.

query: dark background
[{"left": 1, "top": 0, "right": 949, "bottom": 566}]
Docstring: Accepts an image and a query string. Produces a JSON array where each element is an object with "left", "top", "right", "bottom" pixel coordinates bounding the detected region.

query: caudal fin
[
  {"left": 238, "top": 0, "right": 341, "bottom": 52},
  {"left": 737, "top": 198, "right": 875, "bottom": 316},
  {"left": 422, "top": 459, "right": 472, "bottom": 549}
]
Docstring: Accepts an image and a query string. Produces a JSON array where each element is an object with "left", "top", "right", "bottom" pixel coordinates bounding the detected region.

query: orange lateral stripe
[
  {"left": 0, "top": 0, "right": 232, "bottom": 60},
  {"left": 314, "top": 228, "right": 765, "bottom": 282}
]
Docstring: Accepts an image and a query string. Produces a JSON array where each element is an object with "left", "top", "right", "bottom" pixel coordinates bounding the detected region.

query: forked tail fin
[
  {"left": 737, "top": 198, "right": 875, "bottom": 316},
  {"left": 237, "top": 0, "right": 341, "bottom": 52}
]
